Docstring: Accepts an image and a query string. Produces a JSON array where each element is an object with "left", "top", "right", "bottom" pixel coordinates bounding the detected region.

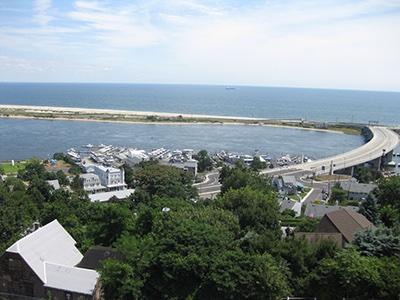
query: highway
[
  {"left": 262, "top": 126, "right": 399, "bottom": 176},
  {"left": 197, "top": 126, "right": 399, "bottom": 198}
]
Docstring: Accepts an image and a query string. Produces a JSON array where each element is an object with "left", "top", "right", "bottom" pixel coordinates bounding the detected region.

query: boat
[{"left": 387, "top": 161, "right": 396, "bottom": 167}]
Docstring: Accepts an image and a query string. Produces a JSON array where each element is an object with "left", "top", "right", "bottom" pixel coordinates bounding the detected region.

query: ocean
[{"left": 1, "top": 83, "right": 398, "bottom": 161}]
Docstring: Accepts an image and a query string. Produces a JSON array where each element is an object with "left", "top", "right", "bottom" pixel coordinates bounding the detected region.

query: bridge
[
  {"left": 261, "top": 126, "right": 399, "bottom": 177},
  {"left": 198, "top": 126, "right": 399, "bottom": 198}
]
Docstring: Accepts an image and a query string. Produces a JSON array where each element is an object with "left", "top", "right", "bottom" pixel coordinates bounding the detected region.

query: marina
[{"left": 67, "top": 143, "right": 313, "bottom": 177}]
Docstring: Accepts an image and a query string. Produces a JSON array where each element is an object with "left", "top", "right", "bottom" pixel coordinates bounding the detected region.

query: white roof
[
  {"left": 95, "top": 165, "right": 121, "bottom": 173},
  {"left": 44, "top": 262, "right": 98, "bottom": 295},
  {"left": 89, "top": 189, "right": 135, "bottom": 202},
  {"left": 80, "top": 173, "right": 100, "bottom": 180},
  {"left": 6, "top": 220, "right": 98, "bottom": 295},
  {"left": 127, "top": 149, "right": 149, "bottom": 160},
  {"left": 7, "top": 220, "right": 82, "bottom": 282},
  {"left": 46, "top": 180, "right": 60, "bottom": 190}
]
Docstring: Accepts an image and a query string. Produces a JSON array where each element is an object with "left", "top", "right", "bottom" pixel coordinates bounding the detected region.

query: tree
[
  {"left": 202, "top": 250, "right": 290, "bottom": 300},
  {"left": 376, "top": 257, "right": 400, "bottom": 300},
  {"left": 379, "top": 204, "right": 399, "bottom": 227},
  {"left": 295, "top": 217, "right": 319, "bottom": 232},
  {"left": 17, "top": 158, "right": 47, "bottom": 181},
  {"left": 329, "top": 183, "right": 347, "bottom": 204},
  {"left": 100, "top": 259, "right": 140, "bottom": 299},
  {"left": 219, "top": 164, "right": 273, "bottom": 194},
  {"left": 194, "top": 150, "right": 213, "bottom": 173},
  {"left": 90, "top": 204, "right": 135, "bottom": 246},
  {"left": 353, "top": 166, "right": 382, "bottom": 183},
  {"left": 100, "top": 205, "right": 243, "bottom": 299},
  {"left": 270, "top": 237, "right": 337, "bottom": 296},
  {"left": 0, "top": 183, "right": 39, "bottom": 252},
  {"left": 68, "top": 164, "right": 82, "bottom": 175},
  {"left": 216, "top": 186, "right": 280, "bottom": 235},
  {"left": 359, "top": 194, "right": 380, "bottom": 224},
  {"left": 56, "top": 170, "right": 68, "bottom": 186},
  {"left": 250, "top": 156, "right": 267, "bottom": 171},
  {"left": 309, "top": 248, "right": 381, "bottom": 299},
  {"left": 122, "top": 163, "right": 134, "bottom": 188},
  {"left": 374, "top": 176, "right": 400, "bottom": 210},
  {"left": 71, "top": 175, "right": 82, "bottom": 191},
  {"left": 133, "top": 163, "right": 197, "bottom": 203},
  {"left": 354, "top": 226, "right": 400, "bottom": 258}
]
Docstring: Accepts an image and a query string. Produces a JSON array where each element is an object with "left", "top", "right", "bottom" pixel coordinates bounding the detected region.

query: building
[
  {"left": 92, "top": 165, "right": 126, "bottom": 191},
  {"left": 161, "top": 158, "right": 198, "bottom": 176},
  {"left": 304, "top": 202, "right": 358, "bottom": 218},
  {"left": 80, "top": 173, "right": 105, "bottom": 193},
  {"left": 339, "top": 182, "right": 377, "bottom": 201},
  {"left": 279, "top": 199, "right": 302, "bottom": 217},
  {"left": 273, "top": 175, "right": 301, "bottom": 195},
  {"left": 46, "top": 179, "right": 61, "bottom": 190},
  {"left": 296, "top": 209, "right": 374, "bottom": 247},
  {"left": 0, "top": 220, "right": 99, "bottom": 299},
  {"left": 89, "top": 189, "right": 135, "bottom": 202}
]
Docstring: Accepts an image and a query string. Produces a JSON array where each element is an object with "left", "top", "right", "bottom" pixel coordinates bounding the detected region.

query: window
[{"left": 8, "top": 258, "right": 22, "bottom": 271}]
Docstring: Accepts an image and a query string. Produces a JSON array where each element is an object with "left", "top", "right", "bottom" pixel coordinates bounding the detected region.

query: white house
[
  {"left": 92, "top": 165, "right": 126, "bottom": 191},
  {"left": 79, "top": 173, "right": 105, "bottom": 193}
]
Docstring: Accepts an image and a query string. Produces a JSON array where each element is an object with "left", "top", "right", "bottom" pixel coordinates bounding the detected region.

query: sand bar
[{"left": 0, "top": 104, "right": 358, "bottom": 134}]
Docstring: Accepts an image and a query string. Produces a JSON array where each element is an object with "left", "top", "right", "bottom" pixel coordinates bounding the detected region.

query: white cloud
[
  {"left": 0, "top": 0, "right": 399, "bottom": 90},
  {"left": 34, "top": 0, "right": 53, "bottom": 26},
  {"left": 68, "top": 1, "right": 163, "bottom": 48}
]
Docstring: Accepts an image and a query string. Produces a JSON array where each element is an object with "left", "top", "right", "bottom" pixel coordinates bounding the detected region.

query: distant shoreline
[{"left": 0, "top": 104, "right": 360, "bottom": 135}]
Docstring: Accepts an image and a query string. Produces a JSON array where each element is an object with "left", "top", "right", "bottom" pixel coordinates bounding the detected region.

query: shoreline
[{"left": 0, "top": 104, "right": 360, "bottom": 135}]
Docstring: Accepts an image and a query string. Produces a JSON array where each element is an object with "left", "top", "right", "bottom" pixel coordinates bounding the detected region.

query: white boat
[{"left": 387, "top": 161, "right": 396, "bottom": 167}]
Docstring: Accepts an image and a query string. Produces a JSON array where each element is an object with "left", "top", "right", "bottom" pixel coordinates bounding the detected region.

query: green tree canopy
[
  {"left": 329, "top": 182, "right": 347, "bottom": 204},
  {"left": 194, "top": 150, "right": 213, "bottom": 173},
  {"left": 215, "top": 186, "right": 280, "bottom": 235},
  {"left": 219, "top": 163, "right": 272, "bottom": 194},
  {"left": 354, "top": 226, "right": 400, "bottom": 258},
  {"left": 133, "top": 162, "right": 197, "bottom": 203}
]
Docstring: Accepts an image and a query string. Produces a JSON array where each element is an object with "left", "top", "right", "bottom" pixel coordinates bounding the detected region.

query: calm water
[
  {"left": 2, "top": 83, "right": 396, "bottom": 161},
  {"left": 0, "top": 119, "right": 363, "bottom": 161}
]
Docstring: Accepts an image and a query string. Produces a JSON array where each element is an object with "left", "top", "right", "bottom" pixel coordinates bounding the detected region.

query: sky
[{"left": 0, "top": 0, "right": 399, "bottom": 91}]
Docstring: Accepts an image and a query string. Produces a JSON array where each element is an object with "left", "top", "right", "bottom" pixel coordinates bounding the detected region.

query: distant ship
[{"left": 225, "top": 86, "right": 236, "bottom": 90}]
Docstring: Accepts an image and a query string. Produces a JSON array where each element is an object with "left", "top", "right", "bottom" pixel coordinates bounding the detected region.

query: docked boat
[{"left": 387, "top": 161, "right": 396, "bottom": 167}]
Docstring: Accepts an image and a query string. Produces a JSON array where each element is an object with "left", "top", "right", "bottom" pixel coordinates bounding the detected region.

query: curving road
[
  {"left": 262, "top": 126, "right": 399, "bottom": 176},
  {"left": 198, "top": 127, "right": 399, "bottom": 198}
]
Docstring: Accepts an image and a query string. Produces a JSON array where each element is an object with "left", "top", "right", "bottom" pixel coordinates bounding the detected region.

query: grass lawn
[
  {"left": 314, "top": 174, "right": 352, "bottom": 182},
  {"left": 0, "top": 161, "right": 26, "bottom": 175},
  {"left": 299, "top": 187, "right": 311, "bottom": 199}
]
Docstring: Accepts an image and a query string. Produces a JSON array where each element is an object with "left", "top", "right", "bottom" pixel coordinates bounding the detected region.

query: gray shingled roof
[
  {"left": 339, "top": 182, "right": 377, "bottom": 194},
  {"left": 304, "top": 202, "right": 358, "bottom": 218}
]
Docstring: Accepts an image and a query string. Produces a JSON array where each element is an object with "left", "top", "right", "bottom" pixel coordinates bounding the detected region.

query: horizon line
[{"left": 0, "top": 81, "right": 399, "bottom": 94}]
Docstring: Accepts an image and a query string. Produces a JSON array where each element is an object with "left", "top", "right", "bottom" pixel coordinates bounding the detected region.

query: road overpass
[
  {"left": 198, "top": 127, "right": 399, "bottom": 198},
  {"left": 262, "top": 126, "right": 399, "bottom": 177}
]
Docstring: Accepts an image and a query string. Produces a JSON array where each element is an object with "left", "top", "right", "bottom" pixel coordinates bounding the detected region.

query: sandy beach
[{"left": 0, "top": 104, "right": 350, "bottom": 134}]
